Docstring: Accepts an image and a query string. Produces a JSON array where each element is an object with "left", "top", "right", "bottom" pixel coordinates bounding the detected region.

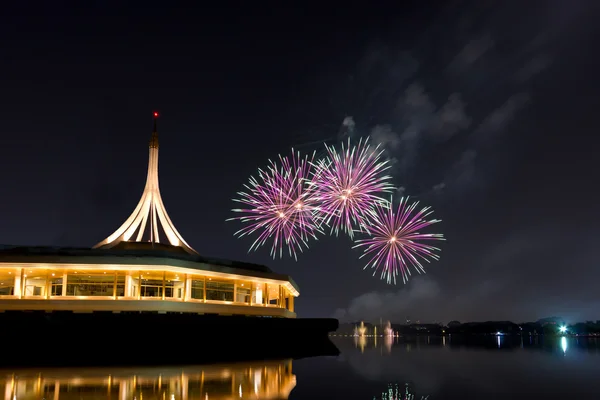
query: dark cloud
[
  {"left": 428, "top": 93, "right": 472, "bottom": 140},
  {"left": 370, "top": 124, "right": 400, "bottom": 150},
  {"left": 472, "top": 93, "right": 530, "bottom": 144},
  {"left": 515, "top": 55, "right": 553, "bottom": 82},
  {"left": 447, "top": 35, "right": 495, "bottom": 72}
]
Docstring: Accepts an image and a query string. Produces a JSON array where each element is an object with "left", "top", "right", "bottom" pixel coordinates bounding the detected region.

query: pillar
[
  {"left": 45, "top": 271, "right": 51, "bottom": 299},
  {"left": 20, "top": 268, "right": 25, "bottom": 298},
  {"left": 288, "top": 295, "right": 294, "bottom": 312},
  {"left": 184, "top": 275, "right": 191, "bottom": 301},
  {"left": 137, "top": 272, "right": 142, "bottom": 299},
  {"left": 61, "top": 272, "right": 68, "bottom": 296},
  {"left": 113, "top": 273, "right": 118, "bottom": 299},
  {"left": 279, "top": 286, "right": 283, "bottom": 308},
  {"left": 264, "top": 283, "right": 268, "bottom": 306},
  {"left": 125, "top": 274, "right": 133, "bottom": 297},
  {"left": 14, "top": 269, "right": 22, "bottom": 298}
]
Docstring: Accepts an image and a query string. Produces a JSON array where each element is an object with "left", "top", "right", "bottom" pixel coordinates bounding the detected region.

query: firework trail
[
  {"left": 311, "top": 137, "right": 394, "bottom": 239},
  {"left": 353, "top": 196, "right": 444, "bottom": 284},
  {"left": 228, "top": 150, "right": 323, "bottom": 260}
]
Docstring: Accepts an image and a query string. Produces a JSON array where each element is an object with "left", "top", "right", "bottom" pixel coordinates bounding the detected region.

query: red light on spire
[{"left": 153, "top": 112, "right": 159, "bottom": 117}]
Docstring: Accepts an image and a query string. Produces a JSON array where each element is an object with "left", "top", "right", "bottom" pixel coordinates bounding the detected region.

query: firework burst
[
  {"left": 353, "top": 196, "right": 444, "bottom": 284},
  {"left": 227, "top": 150, "right": 322, "bottom": 260},
  {"left": 311, "top": 137, "right": 394, "bottom": 239}
]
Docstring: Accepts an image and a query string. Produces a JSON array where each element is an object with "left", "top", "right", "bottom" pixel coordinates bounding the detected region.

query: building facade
[{"left": 0, "top": 114, "right": 298, "bottom": 317}]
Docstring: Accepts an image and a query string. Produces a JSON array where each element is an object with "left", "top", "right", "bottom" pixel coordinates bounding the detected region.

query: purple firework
[
  {"left": 311, "top": 137, "right": 394, "bottom": 239},
  {"left": 228, "top": 149, "right": 323, "bottom": 260},
  {"left": 353, "top": 196, "right": 444, "bottom": 284}
]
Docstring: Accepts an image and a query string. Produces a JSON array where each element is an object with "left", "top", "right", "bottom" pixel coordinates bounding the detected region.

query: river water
[{"left": 2, "top": 335, "right": 599, "bottom": 399}]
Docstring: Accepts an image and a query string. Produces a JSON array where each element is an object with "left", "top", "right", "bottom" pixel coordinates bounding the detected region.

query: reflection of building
[
  {"left": 0, "top": 359, "right": 296, "bottom": 400},
  {"left": 0, "top": 114, "right": 298, "bottom": 317}
]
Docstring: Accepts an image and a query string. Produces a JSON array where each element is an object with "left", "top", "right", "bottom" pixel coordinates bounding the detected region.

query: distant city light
[{"left": 559, "top": 325, "right": 567, "bottom": 333}]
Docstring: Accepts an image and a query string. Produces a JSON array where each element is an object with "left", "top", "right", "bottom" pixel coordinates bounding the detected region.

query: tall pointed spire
[
  {"left": 150, "top": 111, "right": 159, "bottom": 148},
  {"left": 93, "top": 112, "right": 197, "bottom": 255}
]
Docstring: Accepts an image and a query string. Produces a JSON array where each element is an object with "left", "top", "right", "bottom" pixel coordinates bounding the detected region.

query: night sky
[{"left": 0, "top": 1, "right": 598, "bottom": 323}]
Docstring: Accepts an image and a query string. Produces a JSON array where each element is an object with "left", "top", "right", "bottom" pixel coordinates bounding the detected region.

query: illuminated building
[
  {"left": 0, "top": 359, "right": 296, "bottom": 400},
  {"left": 0, "top": 113, "right": 298, "bottom": 318}
]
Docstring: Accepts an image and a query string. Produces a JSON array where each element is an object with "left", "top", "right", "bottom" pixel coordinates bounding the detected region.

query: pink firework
[
  {"left": 311, "top": 137, "right": 394, "bottom": 239},
  {"left": 353, "top": 196, "right": 444, "bottom": 284},
  {"left": 228, "top": 150, "right": 322, "bottom": 260}
]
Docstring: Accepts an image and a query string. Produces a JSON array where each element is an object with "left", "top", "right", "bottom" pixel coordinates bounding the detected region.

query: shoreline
[{"left": 0, "top": 312, "right": 340, "bottom": 368}]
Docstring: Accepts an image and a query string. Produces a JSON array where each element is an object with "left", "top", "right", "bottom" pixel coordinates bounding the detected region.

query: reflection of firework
[
  {"left": 376, "top": 383, "right": 429, "bottom": 400},
  {"left": 353, "top": 196, "right": 444, "bottom": 284},
  {"left": 311, "top": 137, "right": 394, "bottom": 239},
  {"left": 228, "top": 150, "right": 323, "bottom": 260}
]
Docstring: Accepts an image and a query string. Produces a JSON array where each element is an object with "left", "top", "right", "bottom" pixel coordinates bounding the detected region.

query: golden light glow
[
  {"left": 93, "top": 127, "right": 197, "bottom": 254},
  {"left": 0, "top": 360, "right": 297, "bottom": 400},
  {"left": 0, "top": 262, "right": 298, "bottom": 316}
]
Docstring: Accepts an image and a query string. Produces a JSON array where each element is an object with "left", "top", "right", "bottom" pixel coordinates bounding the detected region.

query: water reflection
[
  {"left": 333, "top": 335, "right": 600, "bottom": 396},
  {"left": 355, "top": 335, "right": 367, "bottom": 353},
  {"left": 384, "top": 335, "right": 393, "bottom": 353},
  {"left": 344, "top": 333, "right": 600, "bottom": 354},
  {"left": 0, "top": 359, "right": 295, "bottom": 400},
  {"left": 376, "top": 383, "right": 429, "bottom": 400}
]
